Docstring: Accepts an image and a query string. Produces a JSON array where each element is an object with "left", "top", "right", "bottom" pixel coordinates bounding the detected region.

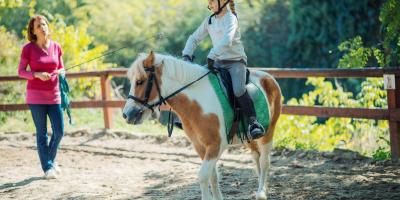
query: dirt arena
[{"left": 1, "top": 130, "right": 399, "bottom": 200}]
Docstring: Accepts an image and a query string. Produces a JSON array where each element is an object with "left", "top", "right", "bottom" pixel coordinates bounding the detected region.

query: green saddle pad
[{"left": 208, "top": 73, "right": 270, "bottom": 143}]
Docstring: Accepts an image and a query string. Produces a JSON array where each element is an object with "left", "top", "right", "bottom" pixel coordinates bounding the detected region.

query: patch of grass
[
  {"left": 372, "top": 147, "right": 391, "bottom": 161},
  {"left": 0, "top": 110, "right": 35, "bottom": 133},
  {"left": 0, "top": 108, "right": 184, "bottom": 136}
]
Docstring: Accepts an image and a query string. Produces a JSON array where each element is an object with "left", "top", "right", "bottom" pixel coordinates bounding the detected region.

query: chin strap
[{"left": 208, "top": 0, "right": 231, "bottom": 24}]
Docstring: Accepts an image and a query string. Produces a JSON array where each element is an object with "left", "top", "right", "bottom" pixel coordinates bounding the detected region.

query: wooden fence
[{"left": 1, "top": 68, "right": 399, "bottom": 159}]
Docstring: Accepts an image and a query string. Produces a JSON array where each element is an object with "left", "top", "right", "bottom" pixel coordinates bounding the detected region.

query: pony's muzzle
[{"left": 123, "top": 107, "right": 144, "bottom": 125}]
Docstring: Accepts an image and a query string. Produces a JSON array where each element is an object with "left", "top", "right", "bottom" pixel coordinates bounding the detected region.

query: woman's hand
[
  {"left": 56, "top": 68, "right": 65, "bottom": 76},
  {"left": 34, "top": 72, "right": 51, "bottom": 81}
]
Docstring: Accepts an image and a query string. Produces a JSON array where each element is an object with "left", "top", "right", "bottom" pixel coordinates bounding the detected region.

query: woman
[
  {"left": 18, "top": 15, "right": 65, "bottom": 179},
  {"left": 181, "top": 0, "right": 265, "bottom": 140}
]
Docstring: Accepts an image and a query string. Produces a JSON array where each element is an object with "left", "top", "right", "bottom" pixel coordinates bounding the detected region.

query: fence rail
[{"left": 1, "top": 67, "right": 399, "bottom": 159}]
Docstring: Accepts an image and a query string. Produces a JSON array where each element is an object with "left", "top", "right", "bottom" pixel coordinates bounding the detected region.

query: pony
[{"left": 122, "top": 51, "right": 282, "bottom": 200}]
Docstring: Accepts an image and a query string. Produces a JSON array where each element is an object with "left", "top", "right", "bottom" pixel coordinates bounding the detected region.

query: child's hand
[
  {"left": 34, "top": 72, "right": 51, "bottom": 81},
  {"left": 207, "top": 58, "right": 217, "bottom": 73},
  {"left": 207, "top": 58, "right": 215, "bottom": 69},
  {"left": 183, "top": 55, "right": 193, "bottom": 62}
]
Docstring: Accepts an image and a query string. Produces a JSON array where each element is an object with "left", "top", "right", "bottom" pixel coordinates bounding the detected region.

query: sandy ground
[{"left": 0, "top": 130, "right": 399, "bottom": 200}]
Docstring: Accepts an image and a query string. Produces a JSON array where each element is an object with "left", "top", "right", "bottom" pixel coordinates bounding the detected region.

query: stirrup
[{"left": 247, "top": 121, "right": 265, "bottom": 140}]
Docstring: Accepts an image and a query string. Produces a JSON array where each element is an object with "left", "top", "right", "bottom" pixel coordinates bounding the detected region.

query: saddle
[{"left": 215, "top": 67, "right": 262, "bottom": 142}]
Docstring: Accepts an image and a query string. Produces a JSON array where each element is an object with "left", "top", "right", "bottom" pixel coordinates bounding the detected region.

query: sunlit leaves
[
  {"left": 275, "top": 76, "right": 388, "bottom": 156},
  {"left": 0, "top": 0, "right": 23, "bottom": 8},
  {"left": 338, "top": 36, "right": 372, "bottom": 69},
  {"left": 49, "top": 17, "right": 112, "bottom": 99}
]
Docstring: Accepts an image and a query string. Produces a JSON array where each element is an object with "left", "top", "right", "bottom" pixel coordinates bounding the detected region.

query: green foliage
[
  {"left": 275, "top": 77, "right": 389, "bottom": 156},
  {"left": 335, "top": 31, "right": 388, "bottom": 157},
  {"left": 0, "top": 0, "right": 23, "bottom": 8},
  {"left": 0, "top": 26, "right": 25, "bottom": 124},
  {"left": 338, "top": 0, "right": 400, "bottom": 68},
  {"left": 373, "top": 146, "right": 391, "bottom": 161},
  {"left": 78, "top": 0, "right": 264, "bottom": 67},
  {"left": 0, "top": 26, "right": 21, "bottom": 75},
  {"left": 338, "top": 36, "right": 388, "bottom": 68},
  {"left": 303, "top": 78, "right": 357, "bottom": 107},
  {"left": 275, "top": 78, "right": 354, "bottom": 151},
  {"left": 242, "top": 0, "right": 382, "bottom": 100},
  {"left": 275, "top": 114, "right": 354, "bottom": 151},
  {"left": 371, "top": 133, "right": 391, "bottom": 161},
  {"left": 338, "top": 36, "right": 373, "bottom": 69},
  {"left": 0, "top": 0, "right": 34, "bottom": 36},
  {"left": 288, "top": 0, "right": 381, "bottom": 69},
  {"left": 333, "top": 32, "right": 390, "bottom": 157},
  {"left": 243, "top": 0, "right": 290, "bottom": 68},
  {"left": 380, "top": 0, "right": 400, "bottom": 42},
  {"left": 49, "top": 16, "right": 112, "bottom": 99},
  {"left": 380, "top": 0, "right": 400, "bottom": 66},
  {"left": 357, "top": 78, "right": 387, "bottom": 108},
  {"left": 276, "top": 3, "right": 392, "bottom": 154},
  {"left": 0, "top": 0, "right": 83, "bottom": 37},
  {"left": 77, "top": 0, "right": 201, "bottom": 67},
  {"left": 33, "top": 0, "right": 85, "bottom": 25}
]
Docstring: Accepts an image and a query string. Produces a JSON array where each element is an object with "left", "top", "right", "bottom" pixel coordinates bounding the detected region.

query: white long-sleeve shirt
[{"left": 182, "top": 10, "right": 247, "bottom": 63}]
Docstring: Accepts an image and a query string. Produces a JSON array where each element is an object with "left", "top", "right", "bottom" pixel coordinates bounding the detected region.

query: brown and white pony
[{"left": 122, "top": 52, "right": 282, "bottom": 200}]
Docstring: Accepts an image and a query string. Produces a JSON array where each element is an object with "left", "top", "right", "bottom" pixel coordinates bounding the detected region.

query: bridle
[
  {"left": 127, "top": 66, "right": 164, "bottom": 113},
  {"left": 127, "top": 64, "right": 212, "bottom": 113}
]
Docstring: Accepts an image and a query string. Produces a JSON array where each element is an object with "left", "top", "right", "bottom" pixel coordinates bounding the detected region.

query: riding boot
[{"left": 237, "top": 90, "right": 265, "bottom": 140}]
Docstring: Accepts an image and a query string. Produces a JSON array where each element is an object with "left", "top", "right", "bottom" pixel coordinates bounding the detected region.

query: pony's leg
[
  {"left": 209, "top": 164, "right": 223, "bottom": 200},
  {"left": 251, "top": 150, "right": 261, "bottom": 176},
  {"left": 199, "top": 158, "right": 217, "bottom": 200},
  {"left": 256, "top": 141, "right": 273, "bottom": 200}
]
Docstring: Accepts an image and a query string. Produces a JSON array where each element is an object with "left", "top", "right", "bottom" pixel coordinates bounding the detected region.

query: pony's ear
[{"left": 143, "top": 51, "right": 155, "bottom": 68}]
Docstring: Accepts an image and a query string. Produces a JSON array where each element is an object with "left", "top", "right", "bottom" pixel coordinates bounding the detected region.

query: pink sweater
[{"left": 18, "top": 40, "right": 64, "bottom": 104}]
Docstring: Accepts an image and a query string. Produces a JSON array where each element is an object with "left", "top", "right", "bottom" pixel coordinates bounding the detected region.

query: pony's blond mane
[{"left": 128, "top": 53, "right": 207, "bottom": 84}]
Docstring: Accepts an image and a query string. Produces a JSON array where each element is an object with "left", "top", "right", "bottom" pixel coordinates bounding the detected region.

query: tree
[{"left": 380, "top": 0, "right": 400, "bottom": 66}]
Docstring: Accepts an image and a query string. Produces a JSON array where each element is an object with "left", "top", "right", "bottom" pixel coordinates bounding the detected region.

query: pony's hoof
[{"left": 256, "top": 191, "right": 267, "bottom": 200}]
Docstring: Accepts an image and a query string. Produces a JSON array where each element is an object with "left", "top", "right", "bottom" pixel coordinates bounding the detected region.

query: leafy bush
[{"left": 49, "top": 16, "right": 113, "bottom": 99}]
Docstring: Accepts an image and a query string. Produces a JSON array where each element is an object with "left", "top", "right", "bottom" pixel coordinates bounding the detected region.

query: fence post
[
  {"left": 385, "top": 74, "right": 400, "bottom": 160},
  {"left": 101, "top": 73, "right": 113, "bottom": 129}
]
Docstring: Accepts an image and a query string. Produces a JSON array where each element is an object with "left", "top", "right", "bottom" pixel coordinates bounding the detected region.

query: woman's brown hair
[{"left": 27, "top": 15, "right": 49, "bottom": 42}]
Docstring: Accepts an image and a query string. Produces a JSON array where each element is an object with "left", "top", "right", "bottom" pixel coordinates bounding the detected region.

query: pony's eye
[{"left": 136, "top": 80, "right": 144, "bottom": 86}]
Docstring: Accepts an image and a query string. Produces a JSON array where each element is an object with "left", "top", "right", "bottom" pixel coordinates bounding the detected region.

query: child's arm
[{"left": 182, "top": 18, "right": 209, "bottom": 57}]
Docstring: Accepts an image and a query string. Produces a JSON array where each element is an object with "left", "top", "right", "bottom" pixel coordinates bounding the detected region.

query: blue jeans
[{"left": 29, "top": 104, "right": 64, "bottom": 172}]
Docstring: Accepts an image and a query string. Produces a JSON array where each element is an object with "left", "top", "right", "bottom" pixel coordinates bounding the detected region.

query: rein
[
  {"left": 55, "top": 33, "right": 165, "bottom": 74},
  {"left": 127, "top": 65, "right": 212, "bottom": 136}
]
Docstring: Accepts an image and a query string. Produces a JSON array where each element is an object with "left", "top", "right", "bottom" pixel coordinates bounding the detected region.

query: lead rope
[{"left": 167, "top": 108, "right": 175, "bottom": 137}]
